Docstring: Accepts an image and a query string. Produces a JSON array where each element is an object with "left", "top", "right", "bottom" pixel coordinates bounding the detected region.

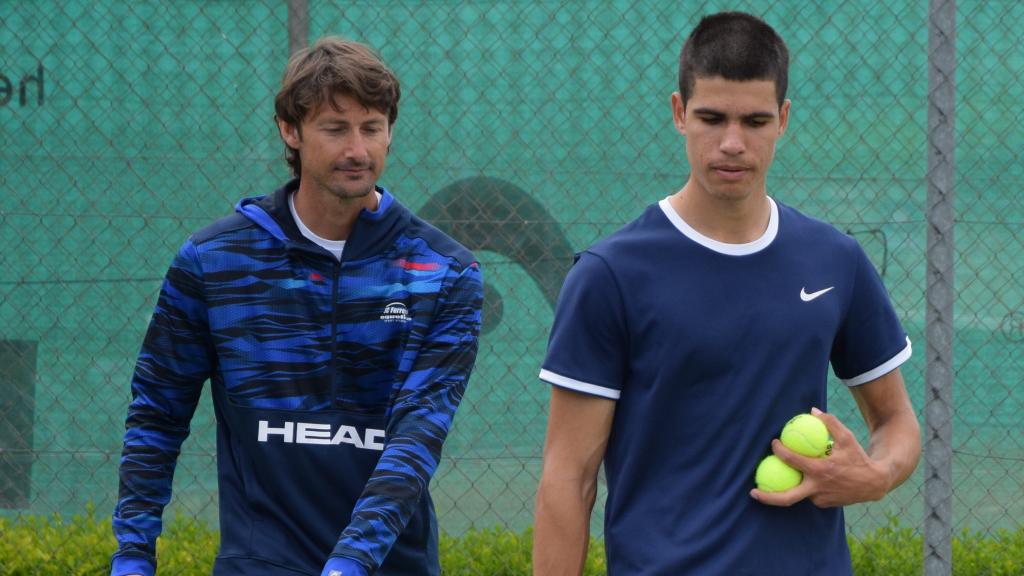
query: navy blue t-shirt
[{"left": 540, "top": 197, "right": 910, "bottom": 575}]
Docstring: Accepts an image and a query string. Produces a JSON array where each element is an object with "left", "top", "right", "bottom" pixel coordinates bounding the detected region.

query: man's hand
[
  {"left": 750, "top": 368, "right": 921, "bottom": 508},
  {"left": 750, "top": 408, "right": 891, "bottom": 507}
]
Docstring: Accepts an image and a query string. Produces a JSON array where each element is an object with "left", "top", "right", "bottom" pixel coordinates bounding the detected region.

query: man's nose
[
  {"left": 720, "top": 123, "right": 746, "bottom": 155},
  {"left": 344, "top": 133, "right": 369, "bottom": 159}
]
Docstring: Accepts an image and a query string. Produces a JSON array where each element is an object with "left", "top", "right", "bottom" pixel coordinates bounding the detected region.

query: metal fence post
[
  {"left": 288, "top": 0, "right": 309, "bottom": 56},
  {"left": 925, "top": 0, "right": 956, "bottom": 574}
]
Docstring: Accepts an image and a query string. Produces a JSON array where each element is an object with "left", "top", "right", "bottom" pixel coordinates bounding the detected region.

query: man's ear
[
  {"left": 778, "top": 99, "right": 791, "bottom": 137},
  {"left": 671, "top": 92, "right": 686, "bottom": 135},
  {"left": 277, "top": 117, "right": 301, "bottom": 149}
]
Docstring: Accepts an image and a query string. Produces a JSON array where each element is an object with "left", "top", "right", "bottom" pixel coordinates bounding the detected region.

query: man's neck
[
  {"left": 668, "top": 182, "right": 771, "bottom": 244},
  {"left": 291, "top": 182, "right": 379, "bottom": 241}
]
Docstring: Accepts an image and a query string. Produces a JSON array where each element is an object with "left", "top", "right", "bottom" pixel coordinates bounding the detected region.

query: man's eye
[{"left": 699, "top": 116, "right": 722, "bottom": 124}]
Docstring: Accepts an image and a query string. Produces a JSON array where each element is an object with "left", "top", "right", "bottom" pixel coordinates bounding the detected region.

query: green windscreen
[{"left": 1, "top": 0, "right": 1021, "bottom": 539}]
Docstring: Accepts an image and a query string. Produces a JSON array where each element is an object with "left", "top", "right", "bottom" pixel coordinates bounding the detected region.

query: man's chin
[
  {"left": 704, "top": 188, "right": 747, "bottom": 201},
  {"left": 327, "top": 185, "right": 374, "bottom": 202},
  {"left": 707, "top": 181, "right": 762, "bottom": 202}
]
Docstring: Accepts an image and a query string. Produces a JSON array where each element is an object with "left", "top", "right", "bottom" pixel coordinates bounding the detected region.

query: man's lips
[
  {"left": 335, "top": 165, "right": 371, "bottom": 175},
  {"left": 712, "top": 165, "right": 749, "bottom": 180}
]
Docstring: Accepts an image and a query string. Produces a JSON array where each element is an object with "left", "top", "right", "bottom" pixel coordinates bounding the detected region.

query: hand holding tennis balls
[
  {"left": 753, "top": 412, "right": 832, "bottom": 493},
  {"left": 752, "top": 406, "right": 911, "bottom": 508}
]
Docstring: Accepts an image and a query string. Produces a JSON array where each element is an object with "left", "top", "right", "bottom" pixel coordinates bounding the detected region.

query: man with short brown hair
[{"left": 111, "top": 37, "right": 483, "bottom": 576}]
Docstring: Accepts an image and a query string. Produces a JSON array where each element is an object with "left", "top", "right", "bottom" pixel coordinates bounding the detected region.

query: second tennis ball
[
  {"left": 755, "top": 455, "right": 802, "bottom": 492},
  {"left": 780, "top": 413, "right": 832, "bottom": 458}
]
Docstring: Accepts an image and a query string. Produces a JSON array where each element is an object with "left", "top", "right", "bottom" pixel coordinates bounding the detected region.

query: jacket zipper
[{"left": 329, "top": 258, "right": 341, "bottom": 407}]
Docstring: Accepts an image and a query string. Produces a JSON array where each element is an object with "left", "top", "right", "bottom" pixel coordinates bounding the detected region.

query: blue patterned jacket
[{"left": 111, "top": 179, "right": 483, "bottom": 576}]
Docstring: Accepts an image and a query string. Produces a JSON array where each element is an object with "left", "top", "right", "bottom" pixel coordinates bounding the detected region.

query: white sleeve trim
[
  {"left": 539, "top": 369, "right": 621, "bottom": 400},
  {"left": 842, "top": 337, "right": 913, "bottom": 386}
]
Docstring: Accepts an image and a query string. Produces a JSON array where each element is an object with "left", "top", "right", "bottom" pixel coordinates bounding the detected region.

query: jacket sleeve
[
  {"left": 322, "top": 261, "right": 483, "bottom": 576},
  {"left": 110, "top": 240, "right": 212, "bottom": 576}
]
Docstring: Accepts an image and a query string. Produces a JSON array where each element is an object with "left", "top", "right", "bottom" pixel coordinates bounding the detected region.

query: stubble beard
[
  {"left": 319, "top": 164, "right": 377, "bottom": 204},
  {"left": 326, "top": 182, "right": 373, "bottom": 202}
]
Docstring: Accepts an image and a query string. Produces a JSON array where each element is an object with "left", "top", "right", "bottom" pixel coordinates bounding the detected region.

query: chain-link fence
[{"left": 2, "top": 0, "right": 1021, "bottom": 573}]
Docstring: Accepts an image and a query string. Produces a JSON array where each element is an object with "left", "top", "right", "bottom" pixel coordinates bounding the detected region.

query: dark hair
[
  {"left": 678, "top": 12, "right": 789, "bottom": 108},
  {"left": 274, "top": 37, "right": 401, "bottom": 176}
]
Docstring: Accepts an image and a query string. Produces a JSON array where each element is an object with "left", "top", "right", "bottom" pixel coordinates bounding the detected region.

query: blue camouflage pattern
[{"left": 111, "top": 179, "right": 483, "bottom": 575}]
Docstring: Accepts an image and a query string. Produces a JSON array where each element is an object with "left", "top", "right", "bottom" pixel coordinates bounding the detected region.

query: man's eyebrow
[{"left": 691, "top": 107, "right": 776, "bottom": 120}]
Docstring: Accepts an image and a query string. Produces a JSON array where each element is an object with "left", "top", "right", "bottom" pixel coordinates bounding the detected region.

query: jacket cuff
[
  {"left": 321, "top": 555, "right": 370, "bottom": 576},
  {"left": 110, "top": 554, "right": 155, "bottom": 576}
]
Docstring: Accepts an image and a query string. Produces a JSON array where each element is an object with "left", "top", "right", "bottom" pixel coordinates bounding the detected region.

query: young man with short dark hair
[{"left": 533, "top": 12, "right": 920, "bottom": 575}]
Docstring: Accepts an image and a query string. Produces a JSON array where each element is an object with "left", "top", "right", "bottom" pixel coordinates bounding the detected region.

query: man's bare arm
[{"left": 533, "top": 386, "right": 616, "bottom": 575}]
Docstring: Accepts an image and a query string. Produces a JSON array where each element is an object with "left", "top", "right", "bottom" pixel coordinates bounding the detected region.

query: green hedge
[{"left": 1, "top": 509, "right": 1021, "bottom": 575}]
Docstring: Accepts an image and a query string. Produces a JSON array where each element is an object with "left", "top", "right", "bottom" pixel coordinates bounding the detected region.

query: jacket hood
[{"left": 235, "top": 178, "right": 408, "bottom": 260}]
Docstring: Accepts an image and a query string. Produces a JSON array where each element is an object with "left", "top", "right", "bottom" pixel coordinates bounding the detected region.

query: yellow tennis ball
[
  {"left": 780, "top": 413, "right": 832, "bottom": 458},
  {"left": 755, "top": 455, "right": 802, "bottom": 492}
]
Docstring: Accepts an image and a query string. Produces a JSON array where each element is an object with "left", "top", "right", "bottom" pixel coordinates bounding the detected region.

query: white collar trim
[{"left": 658, "top": 196, "right": 779, "bottom": 256}]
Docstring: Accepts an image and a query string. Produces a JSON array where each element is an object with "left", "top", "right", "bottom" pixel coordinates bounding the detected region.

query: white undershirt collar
[
  {"left": 658, "top": 196, "right": 779, "bottom": 256},
  {"left": 287, "top": 191, "right": 383, "bottom": 261}
]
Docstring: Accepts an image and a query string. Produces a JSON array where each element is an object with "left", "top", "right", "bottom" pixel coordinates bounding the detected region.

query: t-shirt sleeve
[
  {"left": 831, "top": 241, "right": 912, "bottom": 386},
  {"left": 539, "top": 251, "right": 627, "bottom": 399}
]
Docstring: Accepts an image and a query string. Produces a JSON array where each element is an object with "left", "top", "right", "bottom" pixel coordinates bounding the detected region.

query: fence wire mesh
[{"left": 1, "top": 0, "right": 1022, "bottom": 572}]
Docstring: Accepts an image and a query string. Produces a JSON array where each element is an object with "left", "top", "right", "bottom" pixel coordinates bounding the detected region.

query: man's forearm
[
  {"left": 533, "top": 387, "right": 615, "bottom": 574},
  {"left": 868, "top": 408, "right": 921, "bottom": 493},
  {"left": 533, "top": 475, "right": 597, "bottom": 576}
]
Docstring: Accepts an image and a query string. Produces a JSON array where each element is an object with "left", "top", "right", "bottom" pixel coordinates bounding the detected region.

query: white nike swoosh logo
[{"left": 800, "top": 286, "right": 834, "bottom": 302}]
